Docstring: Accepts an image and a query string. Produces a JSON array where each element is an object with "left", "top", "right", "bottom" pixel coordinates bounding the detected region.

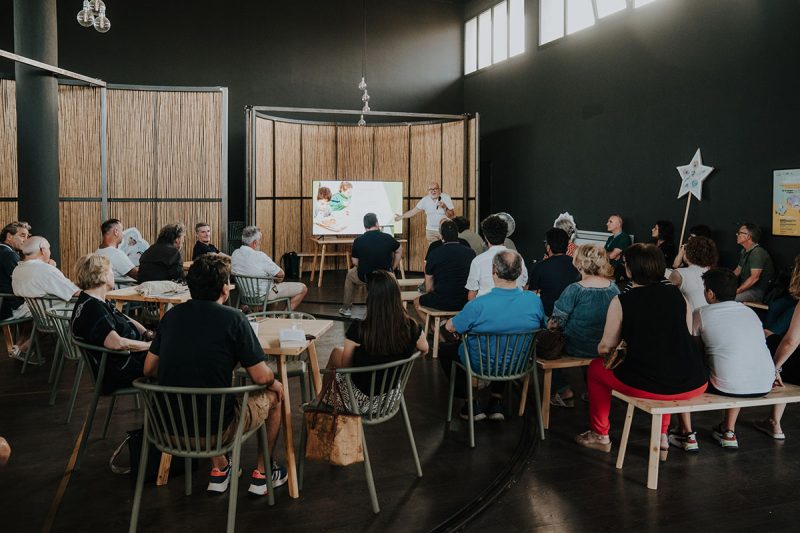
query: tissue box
[{"left": 279, "top": 328, "right": 306, "bottom": 348}]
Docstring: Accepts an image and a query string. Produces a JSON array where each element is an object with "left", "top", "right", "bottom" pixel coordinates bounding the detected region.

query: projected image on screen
[{"left": 312, "top": 181, "right": 404, "bottom": 236}]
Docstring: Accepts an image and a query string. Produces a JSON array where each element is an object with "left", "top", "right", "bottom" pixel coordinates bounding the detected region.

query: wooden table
[
  {"left": 106, "top": 285, "right": 191, "bottom": 319},
  {"left": 310, "top": 237, "right": 408, "bottom": 287},
  {"left": 183, "top": 261, "right": 192, "bottom": 272},
  {"left": 254, "top": 317, "right": 333, "bottom": 499}
]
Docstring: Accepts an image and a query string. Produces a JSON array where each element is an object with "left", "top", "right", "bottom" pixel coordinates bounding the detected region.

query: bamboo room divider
[
  {"left": 245, "top": 108, "right": 478, "bottom": 273},
  {"left": 0, "top": 79, "right": 18, "bottom": 225}
]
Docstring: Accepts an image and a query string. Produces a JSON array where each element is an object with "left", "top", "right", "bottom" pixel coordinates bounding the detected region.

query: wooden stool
[
  {"left": 400, "top": 291, "right": 419, "bottom": 310},
  {"left": 397, "top": 278, "right": 424, "bottom": 288},
  {"left": 419, "top": 307, "right": 459, "bottom": 359},
  {"left": 536, "top": 356, "right": 594, "bottom": 429}
]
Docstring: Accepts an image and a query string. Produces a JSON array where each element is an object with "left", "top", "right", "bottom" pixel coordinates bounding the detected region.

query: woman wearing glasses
[{"left": 395, "top": 182, "right": 455, "bottom": 243}]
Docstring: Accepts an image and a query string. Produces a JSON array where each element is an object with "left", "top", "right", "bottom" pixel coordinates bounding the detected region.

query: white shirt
[
  {"left": 231, "top": 245, "right": 281, "bottom": 278},
  {"left": 465, "top": 245, "right": 528, "bottom": 297},
  {"left": 693, "top": 301, "right": 775, "bottom": 395},
  {"left": 676, "top": 264, "right": 709, "bottom": 312},
  {"left": 416, "top": 193, "right": 454, "bottom": 231},
  {"left": 95, "top": 246, "right": 135, "bottom": 279},
  {"left": 11, "top": 259, "right": 79, "bottom": 301}
]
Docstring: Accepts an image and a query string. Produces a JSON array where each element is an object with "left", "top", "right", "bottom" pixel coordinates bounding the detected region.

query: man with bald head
[{"left": 395, "top": 181, "right": 456, "bottom": 243}]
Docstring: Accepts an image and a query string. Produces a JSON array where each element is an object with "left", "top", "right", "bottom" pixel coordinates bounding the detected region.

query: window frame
[{"left": 463, "top": 0, "right": 525, "bottom": 76}]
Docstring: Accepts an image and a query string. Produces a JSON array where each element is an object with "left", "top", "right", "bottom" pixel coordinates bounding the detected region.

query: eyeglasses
[
  {"left": 735, "top": 231, "right": 749, "bottom": 236},
  {"left": 428, "top": 187, "right": 440, "bottom": 191}
]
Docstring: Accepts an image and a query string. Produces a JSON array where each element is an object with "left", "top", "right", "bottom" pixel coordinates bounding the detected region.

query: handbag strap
[{"left": 109, "top": 434, "right": 132, "bottom": 475}]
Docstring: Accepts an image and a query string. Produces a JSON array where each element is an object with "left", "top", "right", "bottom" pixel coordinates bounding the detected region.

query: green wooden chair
[
  {"left": 72, "top": 339, "right": 141, "bottom": 470},
  {"left": 299, "top": 352, "right": 422, "bottom": 514},
  {"left": 21, "top": 295, "right": 69, "bottom": 375},
  {"left": 246, "top": 310, "right": 315, "bottom": 404},
  {"left": 445, "top": 331, "right": 545, "bottom": 448},
  {"left": 129, "top": 378, "right": 274, "bottom": 533},
  {"left": 45, "top": 307, "right": 83, "bottom": 414},
  {"left": 233, "top": 274, "right": 292, "bottom": 313},
  {"left": 0, "top": 293, "right": 32, "bottom": 358}
]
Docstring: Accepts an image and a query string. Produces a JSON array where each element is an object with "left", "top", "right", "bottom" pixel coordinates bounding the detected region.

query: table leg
[
  {"left": 317, "top": 244, "right": 327, "bottom": 288},
  {"left": 518, "top": 374, "right": 530, "bottom": 417},
  {"left": 310, "top": 246, "right": 319, "bottom": 282},
  {"left": 399, "top": 260, "right": 406, "bottom": 280},
  {"left": 278, "top": 357, "right": 299, "bottom": 498},
  {"left": 115, "top": 301, "right": 124, "bottom": 313},
  {"left": 542, "top": 368, "right": 552, "bottom": 429},
  {"left": 432, "top": 317, "right": 440, "bottom": 358},
  {"left": 156, "top": 453, "right": 172, "bottom": 486},
  {"left": 647, "top": 414, "right": 662, "bottom": 490},
  {"left": 306, "top": 341, "right": 323, "bottom": 397},
  {"left": 159, "top": 303, "right": 167, "bottom": 320}
]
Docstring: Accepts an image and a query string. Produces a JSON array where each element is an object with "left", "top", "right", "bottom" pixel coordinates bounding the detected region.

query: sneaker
[
  {"left": 12, "top": 349, "right": 45, "bottom": 366},
  {"left": 338, "top": 306, "right": 352, "bottom": 318},
  {"left": 207, "top": 463, "right": 232, "bottom": 493},
  {"left": 271, "top": 461, "right": 288, "bottom": 488},
  {"left": 248, "top": 469, "right": 269, "bottom": 496},
  {"left": 459, "top": 400, "right": 486, "bottom": 421},
  {"left": 574, "top": 430, "right": 612, "bottom": 453},
  {"left": 485, "top": 402, "right": 505, "bottom": 421},
  {"left": 8, "top": 345, "right": 20, "bottom": 359},
  {"left": 550, "top": 392, "right": 574, "bottom": 408},
  {"left": 712, "top": 424, "right": 739, "bottom": 449},
  {"left": 668, "top": 430, "right": 700, "bottom": 453},
  {"left": 754, "top": 419, "right": 786, "bottom": 440}
]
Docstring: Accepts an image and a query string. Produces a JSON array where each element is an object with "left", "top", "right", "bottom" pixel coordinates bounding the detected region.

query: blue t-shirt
[{"left": 451, "top": 287, "right": 545, "bottom": 370}]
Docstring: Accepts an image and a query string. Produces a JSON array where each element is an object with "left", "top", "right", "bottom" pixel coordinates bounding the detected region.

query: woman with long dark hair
[
  {"left": 321, "top": 270, "right": 428, "bottom": 410},
  {"left": 651, "top": 220, "right": 677, "bottom": 267}
]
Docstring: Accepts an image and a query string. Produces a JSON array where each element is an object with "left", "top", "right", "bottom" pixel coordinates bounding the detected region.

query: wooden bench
[
  {"left": 536, "top": 356, "right": 594, "bottom": 429},
  {"left": 397, "top": 278, "right": 424, "bottom": 288},
  {"left": 744, "top": 301, "right": 768, "bottom": 311},
  {"left": 419, "top": 307, "right": 459, "bottom": 359},
  {"left": 613, "top": 384, "right": 800, "bottom": 490},
  {"left": 400, "top": 291, "right": 419, "bottom": 309}
]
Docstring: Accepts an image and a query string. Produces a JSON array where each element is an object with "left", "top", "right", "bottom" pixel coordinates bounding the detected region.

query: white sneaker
[
  {"left": 338, "top": 306, "right": 352, "bottom": 318},
  {"left": 9, "top": 345, "right": 20, "bottom": 358}
]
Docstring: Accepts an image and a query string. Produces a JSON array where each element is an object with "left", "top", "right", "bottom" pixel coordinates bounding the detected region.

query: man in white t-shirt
[
  {"left": 95, "top": 219, "right": 138, "bottom": 281},
  {"left": 394, "top": 182, "right": 455, "bottom": 243},
  {"left": 230, "top": 226, "right": 307, "bottom": 310},
  {"left": 465, "top": 214, "right": 528, "bottom": 300},
  {"left": 669, "top": 268, "right": 775, "bottom": 453}
]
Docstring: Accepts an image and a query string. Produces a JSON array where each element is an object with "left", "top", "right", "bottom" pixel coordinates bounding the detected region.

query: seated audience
[
  {"left": 465, "top": 215, "right": 528, "bottom": 299},
  {"left": 454, "top": 216, "right": 486, "bottom": 256},
  {"left": 338, "top": 213, "right": 401, "bottom": 317},
  {"left": 324, "top": 270, "right": 427, "bottom": 410},
  {"left": 441, "top": 250, "right": 545, "bottom": 420},
  {"left": 424, "top": 219, "right": 471, "bottom": 262},
  {"left": 71, "top": 254, "right": 151, "bottom": 393},
  {"left": 143, "top": 254, "right": 287, "bottom": 495},
  {"left": 734, "top": 222, "right": 775, "bottom": 303},
  {"left": 651, "top": 220, "right": 677, "bottom": 267},
  {"left": 414, "top": 219, "right": 475, "bottom": 323},
  {"left": 192, "top": 222, "right": 220, "bottom": 260},
  {"left": 548, "top": 244, "right": 618, "bottom": 407},
  {"left": 95, "top": 218, "right": 138, "bottom": 280},
  {"left": 668, "top": 235, "right": 718, "bottom": 311},
  {"left": 553, "top": 212, "right": 578, "bottom": 257},
  {"left": 529, "top": 228, "right": 579, "bottom": 317},
  {"left": 12, "top": 236, "right": 80, "bottom": 317},
  {"left": 672, "top": 224, "right": 712, "bottom": 269},
  {"left": 495, "top": 212, "right": 518, "bottom": 251},
  {"left": 231, "top": 226, "right": 307, "bottom": 311},
  {"left": 0, "top": 222, "right": 31, "bottom": 358},
  {"left": 138, "top": 223, "right": 186, "bottom": 282},
  {"left": 575, "top": 243, "right": 707, "bottom": 455},
  {"left": 603, "top": 214, "right": 632, "bottom": 277},
  {"left": 669, "top": 268, "right": 775, "bottom": 452},
  {"left": 763, "top": 255, "right": 800, "bottom": 338}
]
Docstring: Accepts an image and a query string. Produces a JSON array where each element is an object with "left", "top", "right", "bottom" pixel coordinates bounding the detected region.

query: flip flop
[{"left": 754, "top": 419, "right": 786, "bottom": 440}]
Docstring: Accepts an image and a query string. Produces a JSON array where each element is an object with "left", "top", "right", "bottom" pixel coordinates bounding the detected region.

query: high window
[
  {"left": 464, "top": 0, "right": 525, "bottom": 75},
  {"left": 540, "top": 0, "right": 662, "bottom": 46}
]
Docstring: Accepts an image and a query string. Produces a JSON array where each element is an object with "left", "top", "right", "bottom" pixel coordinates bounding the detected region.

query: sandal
[
  {"left": 754, "top": 419, "right": 786, "bottom": 440},
  {"left": 550, "top": 392, "right": 575, "bottom": 408},
  {"left": 659, "top": 433, "right": 669, "bottom": 462},
  {"left": 575, "top": 430, "right": 611, "bottom": 453}
]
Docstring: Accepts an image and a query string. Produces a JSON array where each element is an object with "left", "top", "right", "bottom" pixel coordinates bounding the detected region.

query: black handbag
[
  {"left": 110, "top": 428, "right": 195, "bottom": 483},
  {"left": 281, "top": 251, "right": 301, "bottom": 279}
]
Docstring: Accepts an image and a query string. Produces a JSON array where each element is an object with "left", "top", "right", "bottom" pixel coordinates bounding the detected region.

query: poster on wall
[{"left": 773, "top": 169, "right": 800, "bottom": 236}]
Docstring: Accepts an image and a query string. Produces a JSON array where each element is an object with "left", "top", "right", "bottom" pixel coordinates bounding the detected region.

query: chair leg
[
  {"left": 361, "top": 429, "right": 380, "bottom": 513},
  {"left": 530, "top": 365, "right": 545, "bottom": 441},
  {"left": 541, "top": 368, "right": 553, "bottom": 430},
  {"left": 647, "top": 414, "right": 662, "bottom": 490},
  {"left": 65, "top": 359, "right": 84, "bottom": 424},
  {"left": 258, "top": 425, "right": 274, "bottom": 506},
  {"left": 298, "top": 413, "right": 307, "bottom": 492},
  {"left": 76, "top": 388, "right": 102, "bottom": 470},
  {"left": 134, "top": 395, "right": 141, "bottom": 409},
  {"left": 48, "top": 338, "right": 63, "bottom": 384},
  {"left": 20, "top": 323, "right": 38, "bottom": 375},
  {"left": 518, "top": 374, "right": 530, "bottom": 416},
  {"left": 184, "top": 458, "right": 192, "bottom": 496},
  {"left": 446, "top": 361, "right": 457, "bottom": 423},
  {"left": 400, "top": 397, "right": 422, "bottom": 478},
  {"left": 227, "top": 437, "right": 243, "bottom": 533},
  {"left": 299, "top": 369, "right": 308, "bottom": 405},
  {"left": 432, "top": 317, "right": 440, "bottom": 359},
  {"left": 48, "top": 347, "right": 67, "bottom": 405},
  {"left": 129, "top": 424, "right": 150, "bottom": 533},
  {"left": 102, "top": 395, "right": 118, "bottom": 439},
  {"left": 466, "top": 369, "right": 475, "bottom": 448},
  {"left": 616, "top": 403, "right": 635, "bottom": 470}
]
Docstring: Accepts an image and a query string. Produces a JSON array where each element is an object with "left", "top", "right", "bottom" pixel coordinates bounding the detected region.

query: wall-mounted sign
[{"left": 773, "top": 169, "right": 800, "bottom": 236}]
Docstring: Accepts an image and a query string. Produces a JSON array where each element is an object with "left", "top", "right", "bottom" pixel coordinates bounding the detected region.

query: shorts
[
  {"left": 222, "top": 388, "right": 278, "bottom": 443},
  {"left": 268, "top": 282, "right": 305, "bottom": 301}
]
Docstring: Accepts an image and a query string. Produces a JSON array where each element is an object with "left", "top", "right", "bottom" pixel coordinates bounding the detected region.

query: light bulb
[
  {"left": 358, "top": 115, "right": 366, "bottom": 126},
  {"left": 361, "top": 91, "right": 370, "bottom": 102},
  {"left": 362, "top": 103, "right": 370, "bottom": 113},
  {"left": 358, "top": 77, "right": 367, "bottom": 91},
  {"left": 91, "top": 0, "right": 106, "bottom": 12},
  {"left": 77, "top": 1, "right": 94, "bottom": 27},
  {"left": 93, "top": 8, "right": 111, "bottom": 32}
]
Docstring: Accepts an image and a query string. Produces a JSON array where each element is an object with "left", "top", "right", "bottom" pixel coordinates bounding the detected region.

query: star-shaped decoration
[{"left": 676, "top": 148, "right": 714, "bottom": 201}]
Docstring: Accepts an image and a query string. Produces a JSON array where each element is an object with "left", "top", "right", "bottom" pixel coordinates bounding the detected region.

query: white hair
[
  {"left": 22, "top": 236, "right": 48, "bottom": 257},
  {"left": 241, "top": 226, "right": 262, "bottom": 245}
]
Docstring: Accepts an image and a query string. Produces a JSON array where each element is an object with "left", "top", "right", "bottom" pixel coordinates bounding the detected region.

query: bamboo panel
[
  {"left": 274, "top": 200, "right": 302, "bottom": 263},
  {"left": 301, "top": 125, "right": 336, "bottom": 197},
  {"left": 0, "top": 80, "right": 17, "bottom": 197},
  {"left": 156, "top": 202, "right": 221, "bottom": 261},
  {"left": 156, "top": 92, "right": 222, "bottom": 198},
  {"left": 451, "top": 199, "right": 464, "bottom": 220},
  {"left": 107, "top": 89, "right": 157, "bottom": 198},
  {"left": 301, "top": 199, "right": 313, "bottom": 254},
  {"left": 58, "top": 86, "right": 102, "bottom": 197},
  {"left": 468, "top": 118, "right": 477, "bottom": 198},
  {"left": 255, "top": 117, "right": 274, "bottom": 198},
  {"left": 0, "top": 202, "right": 17, "bottom": 225},
  {"left": 468, "top": 199, "right": 477, "bottom": 231},
  {"left": 373, "top": 126, "right": 409, "bottom": 183},
  {"left": 337, "top": 126, "right": 373, "bottom": 180},
  {"left": 255, "top": 199, "right": 274, "bottom": 258},
  {"left": 442, "top": 121, "right": 464, "bottom": 198},
  {"left": 408, "top": 208, "right": 428, "bottom": 273},
  {"left": 109, "top": 202, "right": 158, "bottom": 247},
  {"left": 410, "top": 124, "right": 442, "bottom": 197},
  {"left": 59, "top": 202, "right": 102, "bottom": 280},
  {"left": 275, "top": 122, "right": 301, "bottom": 197}
]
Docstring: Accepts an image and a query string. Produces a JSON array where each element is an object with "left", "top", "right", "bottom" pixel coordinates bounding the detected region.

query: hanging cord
[{"left": 362, "top": 0, "right": 367, "bottom": 80}]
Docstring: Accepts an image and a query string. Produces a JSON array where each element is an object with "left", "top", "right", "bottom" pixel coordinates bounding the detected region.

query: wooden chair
[
  {"left": 299, "top": 353, "right": 422, "bottom": 514},
  {"left": 21, "top": 295, "right": 68, "bottom": 375},
  {"left": 233, "top": 274, "right": 292, "bottom": 313},
  {"left": 0, "top": 293, "right": 32, "bottom": 358},
  {"left": 536, "top": 356, "right": 594, "bottom": 430},
  {"left": 129, "top": 379, "right": 274, "bottom": 533},
  {"left": 419, "top": 306, "right": 459, "bottom": 359},
  {"left": 45, "top": 307, "right": 84, "bottom": 421},
  {"left": 446, "top": 331, "right": 545, "bottom": 447}
]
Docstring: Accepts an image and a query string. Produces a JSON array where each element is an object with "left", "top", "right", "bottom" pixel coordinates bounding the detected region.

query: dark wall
[
  {"left": 465, "top": 0, "right": 800, "bottom": 270},
  {"left": 2, "top": 0, "right": 464, "bottom": 221}
]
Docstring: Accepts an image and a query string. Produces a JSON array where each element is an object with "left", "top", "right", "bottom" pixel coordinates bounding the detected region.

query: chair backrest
[
  {"left": 46, "top": 306, "right": 82, "bottom": 361},
  {"left": 233, "top": 275, "right": 274, "bottom": 307},
  {"left": 246, "top": 311, "right": 316, "bottom": 321},
  {"left": 133, "top": 377, "right": 266, "bottom": 458},
  {"left": 335, "top": 352, "right": 419, "bottom": 424},
  {"left": 460, "top": 331, "right": 538, "bottom": 380},
  {"left": 24, "top": 295, "right": 69, "bottom": 333},
  {"left": 72, "top": 338, "right": 132, "bottom": 391}
]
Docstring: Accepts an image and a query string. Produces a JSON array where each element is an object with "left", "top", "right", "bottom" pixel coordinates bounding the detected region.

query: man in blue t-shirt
[{"left": 440, "top": 250, "right": 545, "bottom": 421}]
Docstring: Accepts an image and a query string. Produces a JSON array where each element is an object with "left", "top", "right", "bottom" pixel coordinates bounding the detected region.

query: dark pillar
[{"left": 14, "top": 0, "right": 61, "bottom": 263}]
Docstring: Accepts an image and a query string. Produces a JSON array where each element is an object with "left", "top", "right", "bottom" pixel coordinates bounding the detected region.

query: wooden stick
[{"left": 678, "top": 194, "right": 692, "bottom": 246}]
